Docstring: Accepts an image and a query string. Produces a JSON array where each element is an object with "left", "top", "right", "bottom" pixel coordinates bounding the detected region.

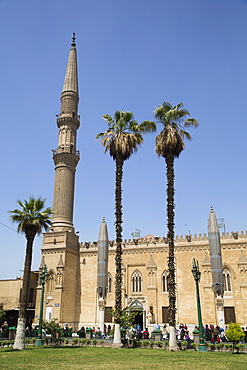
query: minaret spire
[{"left": 51, "top": 35, "right": 80, "bottom": 231}]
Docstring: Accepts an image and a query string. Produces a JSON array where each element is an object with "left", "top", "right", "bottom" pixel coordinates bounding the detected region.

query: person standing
[{"left": 1, "top": 321, "right": 9, "bottom": 338}]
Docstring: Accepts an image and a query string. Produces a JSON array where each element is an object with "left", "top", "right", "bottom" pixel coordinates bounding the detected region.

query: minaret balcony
[
  {"left": 52, "top": 147, "right": 80, "bottom": 157},
  {"left": 56, "top": 114, "right": 80, "bottom": 129}
]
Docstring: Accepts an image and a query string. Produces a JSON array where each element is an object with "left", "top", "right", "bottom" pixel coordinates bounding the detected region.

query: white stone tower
[{"left": 36, "top": 35, "right": 80, "bottom": 328}]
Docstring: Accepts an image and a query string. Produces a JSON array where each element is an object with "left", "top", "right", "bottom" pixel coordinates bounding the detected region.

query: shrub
[
  {"left": 225, "top": 343, "right": 232, "bottom": 351},
  {"left": 181, "top": 341, "right": 187, "bottom": 350},
  {"left": 72, "top": 338, "right": 79, "bottom": 346},
  {"left": 86, "top": 339, "right": 91, "bottom": 345},
  {"left": 92, "top": 339, "right": 97, "bottom": 346},
  {"left": 216, "top": 343, "right": 224, "bottom": 351},
  {"left": 191, "top": 343, "right": 197, "bottom": 350},
  {"left": 100, "top": 340, "right": 104, "bottom": 346},
  {"left": 226, "top": 323, "right": 245, "bottom": 352},
  {"left": 65, "top": 339, "right": 69, "bottom": 345},
  {"left": 206, "top": 343, "right": 214, "bottom": 351},
  {"left": 25, "top": 338, "right": 31, "bottom": 345},
  {"left": 150, "top": 341, "right": 155, "bottom": 348},
  {"left": 156, "top": 341, "right": 163, "bottom": 348},
  {"left": 235, "top": 344, "right": 244, "bottom": 353},
  {"left": 142, "top": 340, "right": 149, "bottom": 348}
]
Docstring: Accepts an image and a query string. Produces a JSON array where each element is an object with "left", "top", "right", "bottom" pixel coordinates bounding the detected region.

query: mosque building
[{"left": 2, "top": 36, "right": 246, "bottom": 333}]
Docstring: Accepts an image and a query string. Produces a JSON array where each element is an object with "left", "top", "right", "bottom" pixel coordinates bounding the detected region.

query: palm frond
[
  {"left": 96, "top": 109, "right": 155, "bottom": 161},
  {"left": 184, "top": 118, "right": 199, "bottom": 127},
  {"left": 102, "top": 114, "right": 114, "bottom": 126},
  {"left": 154, "top": 101, "right": 199, "bottom": 159},
  {"left": 9, "top": 197, "right": 53, "bottom": 236}
]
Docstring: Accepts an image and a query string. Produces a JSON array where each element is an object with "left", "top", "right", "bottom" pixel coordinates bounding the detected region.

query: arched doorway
[{"left": 129, "top": 300, "right": 144, "bottom": 330}]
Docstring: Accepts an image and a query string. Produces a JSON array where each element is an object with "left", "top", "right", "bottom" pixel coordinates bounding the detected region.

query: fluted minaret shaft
[{"left": 52, "top": 34, "right": 80, "bottom": 230}]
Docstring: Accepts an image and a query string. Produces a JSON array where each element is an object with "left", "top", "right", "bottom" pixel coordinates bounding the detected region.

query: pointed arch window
[
  {"left": 107, "top": 273, "right": 112, "bottom": 294},
  {"left": 131, "top": 270, "right": 142, "bottom": 293},
  {"left": 47, "top": 270, "right": 55, "bottom": 293},
  {"left": 162, "top": 270, "right": 169, "bottom": 292},
  {"left": 223, "top": 268, "right": 232, "bottom": 292}
]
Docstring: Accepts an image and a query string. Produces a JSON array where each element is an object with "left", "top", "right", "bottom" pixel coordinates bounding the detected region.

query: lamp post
[
  {"left": 36, "top": 264, "right": 48, "bottom": 346},
  {"left": 191, "top": 258, "right": 207, "bottom": 352}
]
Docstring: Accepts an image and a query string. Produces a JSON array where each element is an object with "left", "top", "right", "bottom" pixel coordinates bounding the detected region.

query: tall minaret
[
  {"left": 38, "top": 35, "right": 80, "bottom": 329},
  {"left": 52, "top": 33, "right": 80, "bottom": 231}
]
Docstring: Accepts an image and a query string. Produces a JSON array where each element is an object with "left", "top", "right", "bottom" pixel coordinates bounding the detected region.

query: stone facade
[
  {"left": 34, "top": 231, "right": 247, "bottom": 331},
  {"left": 0, "top": 272, "right": 38, "bottom": 327}
]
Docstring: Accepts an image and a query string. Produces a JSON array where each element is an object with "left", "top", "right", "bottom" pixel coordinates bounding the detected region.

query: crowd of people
[{"left": 1, "top": 320, "right": 247, "bottom": 343}]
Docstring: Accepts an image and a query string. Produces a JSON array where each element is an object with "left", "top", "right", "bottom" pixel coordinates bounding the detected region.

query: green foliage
[
  {"left": 99, "top": 340, "right": 104, "bottom": 346},
  {"left": 154, "top": 102, "right": 199, "bottom": 159},
  {"left": 235, "top": 344, "right": 244, "bottom": 353},
  {"left": 224, "top": 343, "right": 232, "bottom": 351},
  {"left": 72, "top": 338, "right": 79, "bottom": 346},
  {"left": 96, "top": 110, "right": 156, "bottom": 161},
  {"left": 25, "top": 338, "right": 31, "bottom": 344},
  {"left": 206, "top": 342, "right": 214, "bottom": 350},
  {"left": 31, "top": 338, "right": 36, "bottom": 345},
  {"left": 92, "top": 339, "right": 97, "bottom": 346},
  {"left": 226, "top": 323, "right": 245, "bottom": 344},
  {"left": 107, "top": 307, "right": 139, "bottom": 329},
  {"left": 156, "top": 341, "right": 163, "bottom": 348},
  {"left": 86, "top": 339, "right": 91, "bottom": 345},
  {"left": 191, "top": 343, "right": 197, "bottom": 350},
  {"left": 142, "top": 340, "right": 149, "bottom": 348},
  {"left": 65, "top": 339, "right": 69, "bottom": 345},
  {"left": 181, "top": 341, "right": 187, "bottom": 349},
  {"left": 216, "top": 343, "right": 224, "bottom": 351},
  {"left": 150, "top": 341, "right": 155, "bottom": 348},
  {"left": 42, "top": 319, "right": 60, "bottom": 336},
  {"left": 0, "top": 308, "right": 6, "bottom": 324},
  {"left": 9, "top": 197, "right": 53, "bottom": 236}
]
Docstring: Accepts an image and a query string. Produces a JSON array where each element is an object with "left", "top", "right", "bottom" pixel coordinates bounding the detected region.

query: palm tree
[
  {"left": 154, "top": 102, "right": 199, "bottom": 350},
  {"left": 96, "top": 110, "right": 156, "bottom": 344},
  {"left": 9, "top": 197, "right": 52, "bottom": 350}
]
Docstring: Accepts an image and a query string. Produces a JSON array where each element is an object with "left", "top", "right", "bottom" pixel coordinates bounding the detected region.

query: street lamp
[
  {"left": 191, "top": 258, "right": 207, "bottom": 352},
  {"left": 36, "top": 264, "right": 48, "bottom": 346}
]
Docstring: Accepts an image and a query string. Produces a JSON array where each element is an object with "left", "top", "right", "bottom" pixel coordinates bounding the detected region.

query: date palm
[
  {"left": 9, "top": 197, "right": 52, "bottom": 350},
  {"left": 96, "top": 110, "right": 156, "bottom": 344},
  {"left": 154, "top": 101, "right": 198, "bottom": 350}
]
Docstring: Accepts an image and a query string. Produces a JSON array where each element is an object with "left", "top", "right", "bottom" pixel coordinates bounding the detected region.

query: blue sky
[{"left": 1, "top": 0, "right": 247, "bottom": 279}]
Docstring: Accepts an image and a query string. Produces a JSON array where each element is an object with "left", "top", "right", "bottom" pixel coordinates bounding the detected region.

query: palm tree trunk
[
  {"left": 13, "top": 234, "right": 35, "bottom": 350},
  {"left": 113, "top": 155, "right": 123, "bottom": 345},
  {"left": 165, "top": 154, "right": 178, "bottom": 350}
]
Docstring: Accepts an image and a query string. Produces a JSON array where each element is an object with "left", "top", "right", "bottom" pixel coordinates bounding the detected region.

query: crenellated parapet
[{"left": 79, "top": 230, "right": 247, "bottom": 255}]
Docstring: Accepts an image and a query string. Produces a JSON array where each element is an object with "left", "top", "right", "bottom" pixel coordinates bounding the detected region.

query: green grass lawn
[{"left": 0, "top": 346, "right": 246, "bottom": 369}]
